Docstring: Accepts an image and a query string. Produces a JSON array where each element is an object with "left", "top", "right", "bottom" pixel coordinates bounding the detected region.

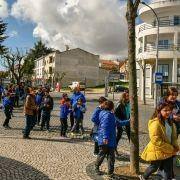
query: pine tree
[
  {"left": 23, "top": 40, "right": 53, "bottom": 76},
  {"left": 0, "top": 19, "right": 8, "bottom": 55}
]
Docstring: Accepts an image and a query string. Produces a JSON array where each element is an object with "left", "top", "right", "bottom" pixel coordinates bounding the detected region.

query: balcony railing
[
  {"left": 138, "top": 44, "right": 180, "bottom": 53},
  {"left": 150, "top": 0, "right": 180, "bottom": 5},
  {"left": 139, "top": 19, "right": 180, "bottom": 32}
]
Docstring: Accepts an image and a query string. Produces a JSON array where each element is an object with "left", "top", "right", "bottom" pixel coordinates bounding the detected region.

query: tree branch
[{"left": 134, "top": 0, "right": 141, "bottom": 12}]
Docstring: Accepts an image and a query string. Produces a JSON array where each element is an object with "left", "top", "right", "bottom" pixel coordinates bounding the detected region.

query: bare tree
[
  {"left": 1, "top": 48, "right": 25, "bottom": 84},
  {"left": 54, "top": 72, "right": 66, "bottom": 85},
  {"left": 126, "top": 0, "right": 140, "bottom": 174}
]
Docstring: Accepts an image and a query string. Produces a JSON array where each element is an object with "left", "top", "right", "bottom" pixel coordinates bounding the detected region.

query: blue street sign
[{"left": 155, "top": 72, "right": 163, "bottom": 85}]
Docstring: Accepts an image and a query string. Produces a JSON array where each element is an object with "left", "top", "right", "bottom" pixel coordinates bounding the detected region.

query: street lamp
[{"left": 141, "top": 1, "right": 159, "bottom": 107}]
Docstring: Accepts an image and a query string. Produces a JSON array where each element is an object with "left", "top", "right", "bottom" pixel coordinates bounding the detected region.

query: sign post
[
  {"left": 155, "top": 72, "right": 163, "bottom": 105},
  {"left": 155, "top": 72, "right": 163, "bottom": 85}
]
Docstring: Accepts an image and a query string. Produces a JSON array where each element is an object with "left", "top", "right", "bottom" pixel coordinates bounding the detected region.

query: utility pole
[{"left": 141, "top": 2, "right": 159, "bottom": 107}]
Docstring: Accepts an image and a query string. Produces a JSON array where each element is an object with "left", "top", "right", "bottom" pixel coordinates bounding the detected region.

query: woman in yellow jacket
[{"left": 139, "top": 102, "right": 179, "bottom": 180}]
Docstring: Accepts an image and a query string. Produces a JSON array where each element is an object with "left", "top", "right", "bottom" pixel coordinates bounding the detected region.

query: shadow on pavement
[{"left": 0, "top": 156, "right": 49, "bottom": 180}]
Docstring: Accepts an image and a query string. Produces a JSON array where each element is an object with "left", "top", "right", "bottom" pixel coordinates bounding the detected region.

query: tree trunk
[{"left": 126, "top": 1, "right": 139, "bottom": 174}]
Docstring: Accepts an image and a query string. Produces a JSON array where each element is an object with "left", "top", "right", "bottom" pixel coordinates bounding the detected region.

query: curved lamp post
[{"left": 141, "top": 1, "right": 159, "bottom": 107}]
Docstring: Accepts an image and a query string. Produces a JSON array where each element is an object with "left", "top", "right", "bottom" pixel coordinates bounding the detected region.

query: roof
[{"left": 99, "top": 60, "right": 119, "bottom": 71}]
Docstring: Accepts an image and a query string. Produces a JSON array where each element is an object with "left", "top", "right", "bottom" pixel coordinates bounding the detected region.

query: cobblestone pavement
[{"left": 0, "top": 94, "right": 179, "bottom": 179}]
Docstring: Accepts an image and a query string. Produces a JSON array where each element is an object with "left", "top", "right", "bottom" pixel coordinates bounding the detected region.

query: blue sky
[
  {"left": 3, "top": 0, "right": 37, "bottom": 51},
  {"left": 1, "top": 0, "right": 150, "bottom": 57}
]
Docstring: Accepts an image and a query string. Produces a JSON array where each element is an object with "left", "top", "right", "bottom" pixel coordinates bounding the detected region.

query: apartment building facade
[
  {"left": 136, "top": 0, "right": 180, "bottom": 98},
  {"left": 33, "top": 48, "right": 108, "bottom": 87}
]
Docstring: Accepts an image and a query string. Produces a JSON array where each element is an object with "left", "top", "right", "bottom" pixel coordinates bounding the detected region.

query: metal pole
[{"left": 141, "top": 2, "right": 159, "bottom": 107}]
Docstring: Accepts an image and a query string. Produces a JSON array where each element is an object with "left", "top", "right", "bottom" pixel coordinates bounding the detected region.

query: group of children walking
[
  {"left": 59, "top": 92, "right": 86, "bottom": 137},
  {"left": 90, "top": 87, "right": 179, "bottom": 179},
  {"left": 1, "top": 83, "right": 179, "bottom": 179}
]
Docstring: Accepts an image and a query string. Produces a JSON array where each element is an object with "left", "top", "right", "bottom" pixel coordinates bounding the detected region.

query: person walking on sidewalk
[
  {"left": 60, "top": 97, "right": 72, "bottom": 137},
  {"left": 159, "top": 87, "right": 180, "bottom": 136},
  {"left": 2, "top": 92, "right": 13, "bottom": 129},
  {"left": 139, "top": 102, "right": 179, "bottom": 180},
  {"left": 71, "top": 98, "right": 86, "bottom": 134},
  {"left": 91, "top": 96, "right": 107, "bottom": 156},
  {"left": 35, "top": 87, "right": 44, "bottom": 125},
  {"left": 95, "top": 100, "right": 130, "bottom": 177},
  {"left": 23, "top": 88, "right": 37, "bottom": 139},
  {"left": 40, "top": 89, "right": 54, "bottom": 131},
  {"left": 114, "top": 90, "right": 130, "bottom": 155},
  {"left": 70, "top": 86, "right": 86, "bottom": 129}
]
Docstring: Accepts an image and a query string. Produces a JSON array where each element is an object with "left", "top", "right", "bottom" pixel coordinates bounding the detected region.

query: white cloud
[
  {"left": 11, "top": 0, "right": 128, "bottom": 59},
  {"left": 0, "top": 0, "right": 9, "bottom": 18},
  {"left": 9, "top": 30, "right": 18, "bottom": 37}
]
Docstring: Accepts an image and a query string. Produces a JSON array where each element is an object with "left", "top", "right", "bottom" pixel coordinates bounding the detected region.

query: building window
[
  {"left": 174, "top": 16, "right": 180, "bottom": 25},
  {"left": 49, "top": 67, "right": 53, "bottom": 74},
  {"left": 178, "top": 64, "right": 180, "bottom": 83},
  {"left": 158, "top": 40, "right": 171, "bottom": 49},
  {"left": 146, "top": 68, "right": 150, "bottom": 78},
  {"left": 158, "top": 64, "right": 169, "bottom": 82},
  {"left": 49, "top": 56, "right": 53, "bottom": 63}
]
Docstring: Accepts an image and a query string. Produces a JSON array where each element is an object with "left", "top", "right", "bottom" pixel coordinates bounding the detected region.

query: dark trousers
[
  {"left": 94, "top": 142, "right": 99, "bottom": 154},
  {"left": 71, "top": 118, "right": 84, "bottom": 133},
  {"left": 41, "top": 112, "right": 51, "bottom": 130},
  {"left": 143, "top": 157, "right": 173, "bottom": 180},
  {"left": 70, "top": 112, "right": 74, "bottom": 128},
  {"left": 3, "top": 109, "right": 11, "bottom": 127},
  {"left": 14, "top": 96, "right": 19, "bottom": 107},
  {"left": 60, "top": 118, "right": 68, "bottom": 136},
  {"left": 95, "top": 145, "right": 115, "bottom": 174},
  {"left": 23, "top": 115, "right": 36, "bottom": 137},
  {"left": 36, "top": 108, "right": 42, "bottom": 125},
  {"left": 116, "top": 125, "right": 130, "bottom": 146}
]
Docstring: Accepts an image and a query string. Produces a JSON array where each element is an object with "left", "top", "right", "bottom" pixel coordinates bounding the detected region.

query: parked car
[
  {"left": 114, "top": 85, "right": 128, "bottom": 92},
  {"left": 68, "top": 81, "right": 85, "bottom": 91}
]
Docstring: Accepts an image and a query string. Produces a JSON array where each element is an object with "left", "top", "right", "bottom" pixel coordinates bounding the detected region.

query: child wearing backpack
[
  {"left": 91, "top": 96, "right": 107, "bottom": 156},
  {"left": 71, "top": 98, "right": 86, "bottom": 134},
  {"left": 2, "top": 92, "right": 13, "bottom": 129},
  {"left": 60, "top": 97, "right": 72, "bottom": 137}
]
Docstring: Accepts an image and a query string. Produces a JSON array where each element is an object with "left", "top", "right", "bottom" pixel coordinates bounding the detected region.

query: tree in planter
[{"left": 126, "top": 0, "right": 140, "bottom": 174}]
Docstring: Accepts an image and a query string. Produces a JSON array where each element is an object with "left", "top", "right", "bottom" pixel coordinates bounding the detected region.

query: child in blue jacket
[
  {"left": 95, "top": 100, "right": 129, "bottom": 177},
  {"left": 60, "top": 98, "right": 72, "bottom": 137},
  {"left": 71, "top": 98, "right": 86, "bottom": 134},
  {"left": 91, "top": 96, "right": 107, "bottom": 156},
  {"left": 2, "top": 92, "right": 13, "bottom": 128}
]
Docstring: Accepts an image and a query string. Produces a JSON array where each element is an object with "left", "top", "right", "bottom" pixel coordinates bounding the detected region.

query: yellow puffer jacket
[{"left": 141, "top": 118, "right": 179, "bottom": 162}]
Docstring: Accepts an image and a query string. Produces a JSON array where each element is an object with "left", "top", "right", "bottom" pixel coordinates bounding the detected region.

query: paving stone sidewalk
[{"left": 0, "top": 99, "right": 179, "bottom": 179}]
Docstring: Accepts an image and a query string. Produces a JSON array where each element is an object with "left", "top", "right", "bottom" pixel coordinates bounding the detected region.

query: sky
[{"left": 0, "top": 0, "right": 150, "bottom": 59}]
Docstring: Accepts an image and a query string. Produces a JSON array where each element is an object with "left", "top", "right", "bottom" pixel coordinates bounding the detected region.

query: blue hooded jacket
[
  {"left": 71, "top": 92, "right": 86, "bottom": 106},
  {"left": 3, "top": 97, "right": 13, "bottom": 112},
  {"left": 73, "top": 103, "right": 86, "bottom": 119},
  {"left": 35, "top": 92, "right": 44, "bottom": 106},
  {"left": 0, "top": 85, "right": 4, "bottom": 94},
  {"left": 91, "top": 106, "right": 102, "bottom": 142},
  {"left": 60, "top": 104, "right": 72, "bottom": 119},
  {"left": 91, "top": 106, "right": 102, "bottom": 125},
  {"left": 98, "top": 110, "right": 130, "bottom": 148}
]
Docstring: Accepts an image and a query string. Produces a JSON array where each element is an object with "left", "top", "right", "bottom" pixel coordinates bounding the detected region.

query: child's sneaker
[
  {"left": 138, "top": 175, "right": 145, "bottom": 180},
  {"left": 176, "top": 157, "right": 180, "bottom": 167}
]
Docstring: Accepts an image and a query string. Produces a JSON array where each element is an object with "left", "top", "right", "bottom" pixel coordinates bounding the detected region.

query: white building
[
  {"left": 33, "top": 56, "right": 45, "bottom": 85},
  {"left": 33, "top": 48, "right": 108, "bottom": 87},
  {"left": 136, "top": 0, "right": 180, "bottom": 98}
]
